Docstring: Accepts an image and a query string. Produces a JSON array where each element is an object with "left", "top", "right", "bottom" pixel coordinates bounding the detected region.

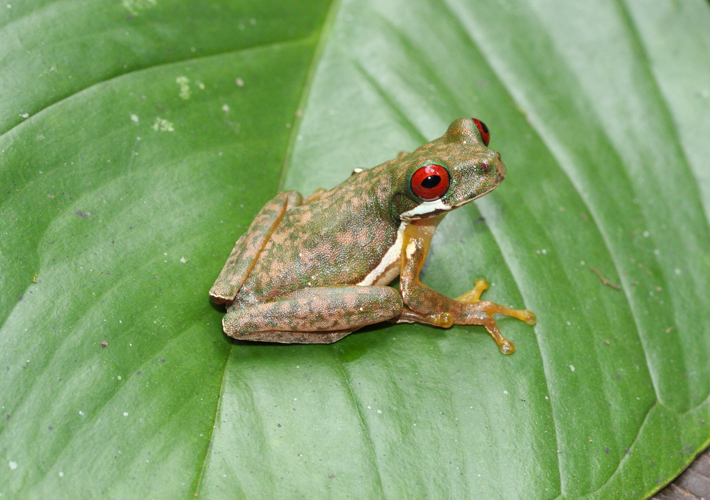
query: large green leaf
[{"left": 1, "top": 0, "right": 709, "bottom": 498}]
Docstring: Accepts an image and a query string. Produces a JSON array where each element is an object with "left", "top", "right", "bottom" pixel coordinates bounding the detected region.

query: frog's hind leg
[
  {"left": 210, "top": 190, "right": 303, "bottom": 304},
  {"left": 230, "top": 329, "right": 354, "bottom": 345},
  {"left": 222, "top": 285, "right": 403, "bottom": 344}
]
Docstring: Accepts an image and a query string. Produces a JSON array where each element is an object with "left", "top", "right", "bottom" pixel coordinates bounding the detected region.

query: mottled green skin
[{"left": 210, "top": 118, "right": 528, "bottom": 346}]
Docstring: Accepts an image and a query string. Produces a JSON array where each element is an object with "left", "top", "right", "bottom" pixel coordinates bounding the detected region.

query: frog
[{"left": 210, "top": 117, "right": 535, "bottom": 354}]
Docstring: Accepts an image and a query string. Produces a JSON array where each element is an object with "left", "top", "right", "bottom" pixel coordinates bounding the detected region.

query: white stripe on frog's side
[
  {"left": 399, "top": 199, "right": 452, "bottom": 220},
  {"left": 357, "top": 222, "right": 406, "bottom": 286}
]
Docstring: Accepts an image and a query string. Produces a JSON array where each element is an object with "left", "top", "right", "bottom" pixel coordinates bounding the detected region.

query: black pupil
[
  {"left": 421, "top": 175, "right": 441, "bottom": 189},
  {"left": 479, "top": 120, "right": 489, "bottom": 134}
]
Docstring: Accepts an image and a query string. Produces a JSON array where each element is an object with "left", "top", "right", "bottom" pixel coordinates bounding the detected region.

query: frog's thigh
[
  {"left": 210, "top": 190, "right": 303, "bottom": 303},
  {"left": 223, "top": 286, "right": 403, "bottom": 342}
]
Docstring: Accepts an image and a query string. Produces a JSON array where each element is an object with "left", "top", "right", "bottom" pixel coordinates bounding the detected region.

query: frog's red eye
[
  {"left": 472, "top": 118, "right": 490, "bottom": 146},
  {"left": 410, "top": 164, "right": 450, "bottom": 201}
]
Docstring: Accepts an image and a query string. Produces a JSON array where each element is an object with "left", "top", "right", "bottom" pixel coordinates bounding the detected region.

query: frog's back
[{"left": 235, "top": 180, "right": 400, "bottom": 306}]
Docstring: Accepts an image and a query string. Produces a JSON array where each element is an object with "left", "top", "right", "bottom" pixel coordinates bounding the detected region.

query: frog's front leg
[
  {"left": 397, "top": 217, "right": 536, "bottom": 354},
  {"left": 222, "top": 285, "right": 403, "bottom": 344}
]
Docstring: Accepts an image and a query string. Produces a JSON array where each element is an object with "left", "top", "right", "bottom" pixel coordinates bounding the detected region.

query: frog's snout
[{"left": 495, "top": 154, "right": 507, "bottom": 181}]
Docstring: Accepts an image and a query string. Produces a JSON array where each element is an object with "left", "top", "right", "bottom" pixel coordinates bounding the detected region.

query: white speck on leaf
[
  {"left": 121, "top": 0, "right": 156, "bottom": 16},
  {"left": 180, "top": 257, "right": 188, "bottom": 263},
  {"left": 130, "top": 114, "right": 139, "bottom": 123},
  {"left": 152, "top": 117, "right": 174, "bottom": 132},
  {"left": 176, "top": 76, "right": 190, "bottom": 99},
  {"left": 570, "top": 365, "right": 576, "bottom": 372},
  {"left": 9, "top": 461, "right": 18, "bottom": 470},
  {"left": 236, "top": 78, "right": 244, "bottom": 87}
]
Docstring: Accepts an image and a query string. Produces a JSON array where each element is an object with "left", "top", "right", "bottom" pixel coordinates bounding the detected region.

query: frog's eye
[
  {"left": 411, "top": 164, "right": 450, "bottom": 201},
  {"left": 472, "top": 118, "right": 490, "bottom": 146}
]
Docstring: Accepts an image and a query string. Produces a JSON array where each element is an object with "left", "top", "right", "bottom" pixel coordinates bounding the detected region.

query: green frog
[{"left": 210, "top": 118, "right": 535, "bottom": 354}]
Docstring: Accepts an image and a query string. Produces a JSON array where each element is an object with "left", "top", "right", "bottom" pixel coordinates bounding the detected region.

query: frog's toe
[
  {"left": 498, "top": 338, "right": 516, "bottom": 355},
  {"left": 455, "top": 279, "right": 490, "bottom": 303},
  {"left": 477, "top": 301, "right": 536, "bottom": 326},
  {"left": 479, "top": 314, "right": 516, "bottom": 355},
  {"left": 523, "top": 310, "right": 537, "bottom": 326}
]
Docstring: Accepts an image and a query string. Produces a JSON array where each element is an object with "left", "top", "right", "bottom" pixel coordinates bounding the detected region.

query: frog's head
[{"left": 398, "top": 117, "right": 506, "bottom": 221}]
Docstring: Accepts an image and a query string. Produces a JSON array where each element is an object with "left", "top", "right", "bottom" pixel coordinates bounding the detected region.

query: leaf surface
[{"left": 1, "top": 0, "right": 709, "bottom": 498}]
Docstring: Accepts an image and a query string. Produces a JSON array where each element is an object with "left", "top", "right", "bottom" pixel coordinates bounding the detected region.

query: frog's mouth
[
  {"left": 400, "top": 199, "right": 453, "bottom": 220},
  {"left": 400, "top": 184, "right": 501, "bottom": 220}
]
